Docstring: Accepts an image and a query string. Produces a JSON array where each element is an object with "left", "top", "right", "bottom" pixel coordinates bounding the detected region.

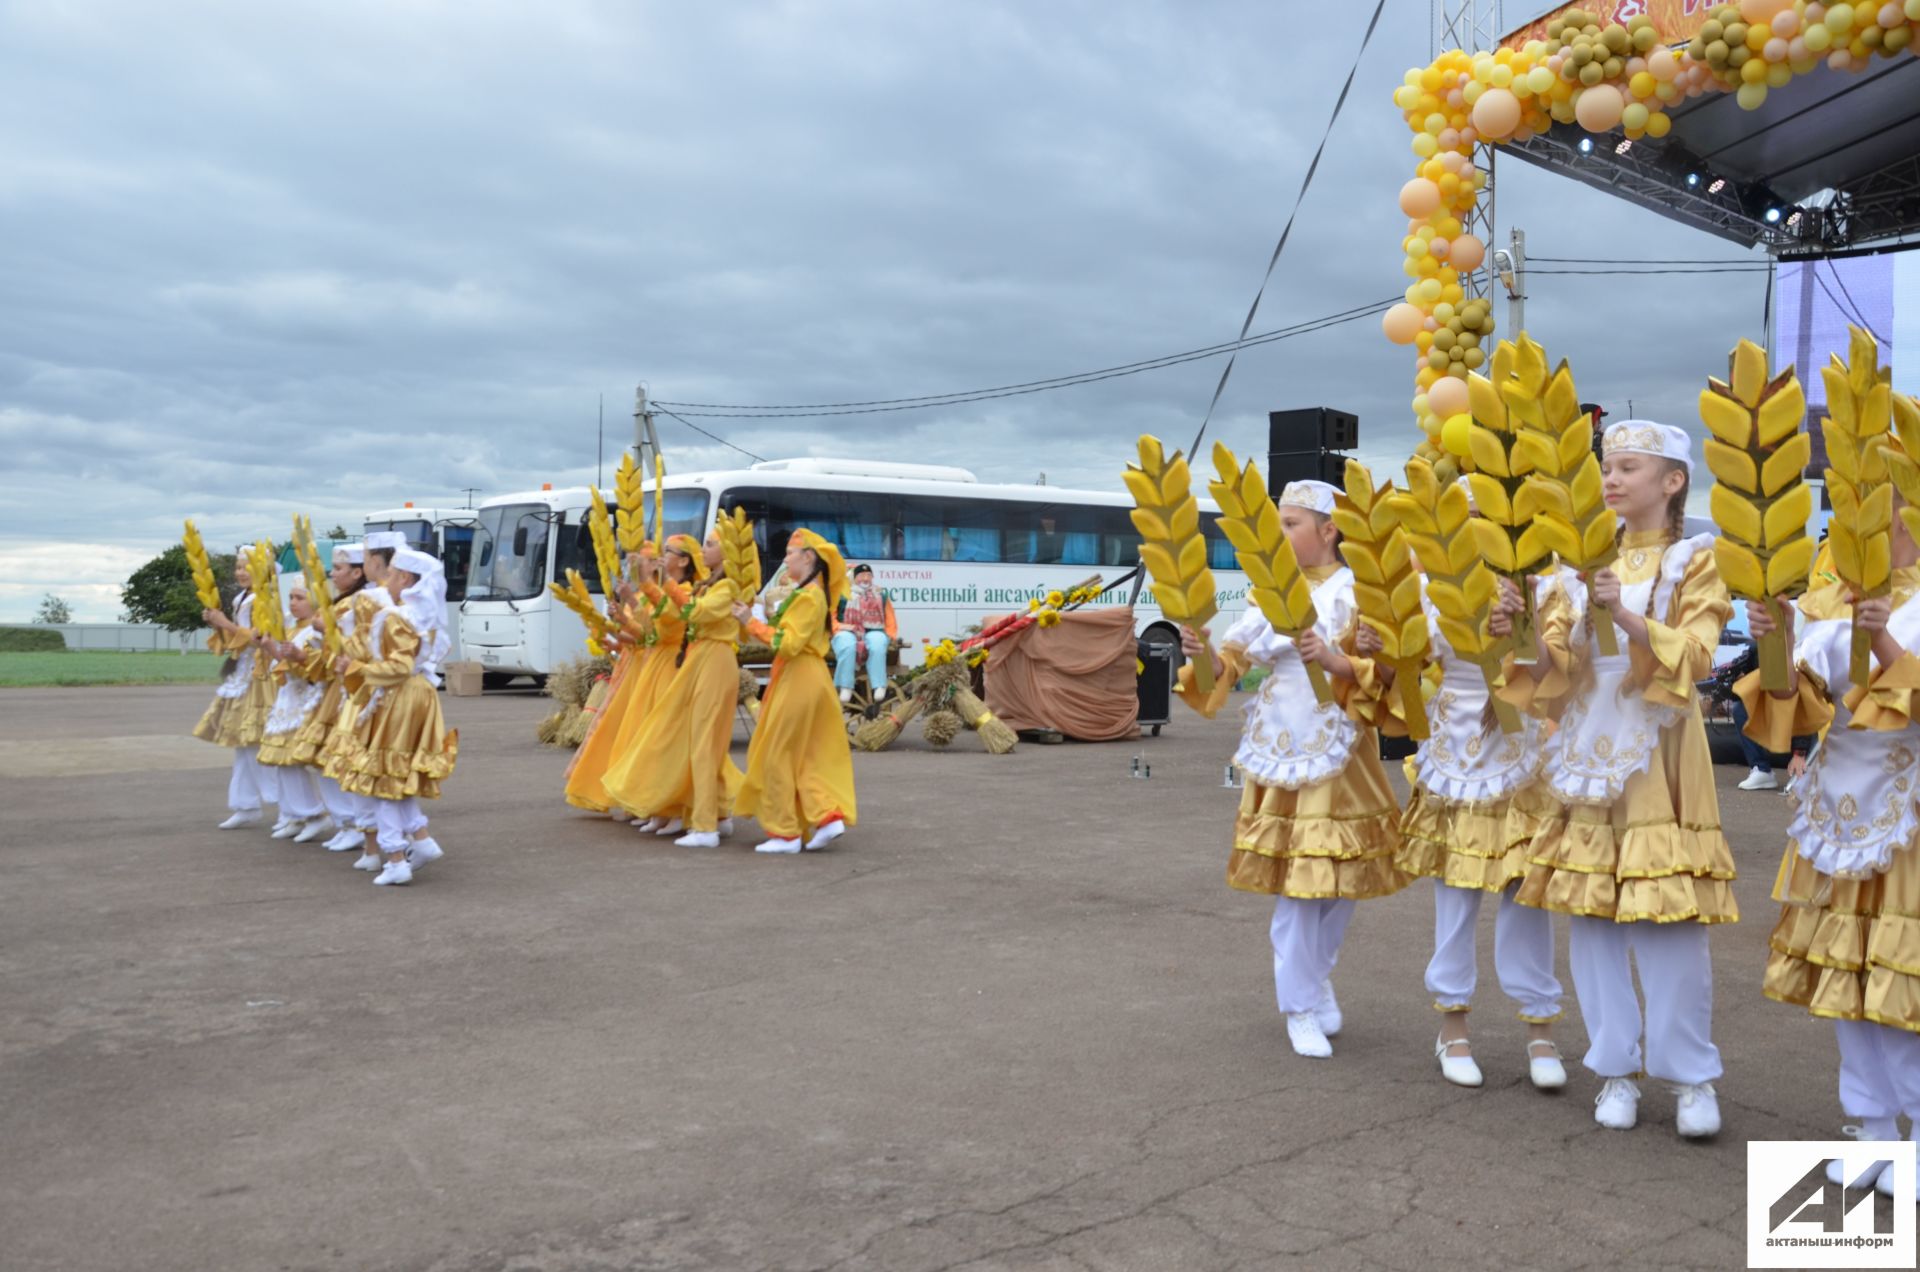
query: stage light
[
  {"left": 1764, "top": 207, "right": 1782, "bottom": 224},
  {"left": 1786, "top": 211, "right": 1803, "bottom": 228},
  {"left": 1685, "top": 172, "right": 1701, "bottom": 188},
  {"left": 1708, "top": 178, "right": 1727, "bottom": 194},
  {"left": 1615, "top": 139, "right": 1633, "bottom": 155},
  {"left": 1578, "top": 137, "right": 1593, "bottom": 154}
]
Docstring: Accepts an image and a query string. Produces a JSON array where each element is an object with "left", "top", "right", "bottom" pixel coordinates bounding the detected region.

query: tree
[
  {"left": 34, "top": 594, "right": 72, "bottom": 624},
  {"left": 121, "top": 544, "right": 237, "bottom": 634},
  {"left": 324, "top": 524, "right": 349, "bottom": 539}
]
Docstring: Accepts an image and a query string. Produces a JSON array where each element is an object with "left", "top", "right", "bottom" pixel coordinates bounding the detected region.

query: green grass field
[{"left": 0, "top": 651, "right": 224, "bottom": 688}]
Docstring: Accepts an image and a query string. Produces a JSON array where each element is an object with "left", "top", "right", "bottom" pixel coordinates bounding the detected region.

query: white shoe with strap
[
  {"left": 1435, "top": 1035, "right": 1483, "bottom": 1088},
  {"left": 1527, "top": 1039, "right": 1568, "bottom": 1091}
]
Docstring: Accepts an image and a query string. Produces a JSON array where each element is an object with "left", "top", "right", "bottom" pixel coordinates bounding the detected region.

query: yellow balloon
[{"left": 1441, "top": 414, "right": 1473, "bottom": 456}]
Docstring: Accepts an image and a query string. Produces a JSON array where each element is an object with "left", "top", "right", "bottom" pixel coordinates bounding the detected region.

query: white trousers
[
  {"left": 374, "top": 797, "right": 429, "bottom": 852},
  {"left": 227, "top": 747, "right": 279, "bottom": 813},
  {"left": 349, "top": 791, "right": 381, "bottom": 831},
  {"left": 1270, "top": 896, "right": 1355, "bottom": 1015},
  {"left": 1835, "top": 1019, "right": 1920, "bottom": 1129},
  {"left": 271, "top": 765, "right": 325, "bottom": 820},
  {"left": 1426, "top": 882, "right": 1563, "bottom": 1020},
  {"left": 316, "top": 774, "right": 357, "bottom": 825},
  {"left": 1568, "top": 916, "right": 1722, "bottom": 1085}
]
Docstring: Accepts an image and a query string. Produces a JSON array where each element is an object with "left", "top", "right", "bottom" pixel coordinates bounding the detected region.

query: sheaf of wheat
[
  {"left": 1697, "top": 339, "right": 1812, "bottom": 690},
  {"left": 549, "top": 568, "right": 614, "bottom": 657},
  {"left": 1820, "top": 325, "right": 1895, "bottom": 682},
  {"left": 1494, "top": 339, "right": 1622, "bottom": 655},
  {"left": 1125, "top": 435, "right": 1219, "bottom": 691},
  {"left": 1879, "top": 392, "right": 1920, "bottom": 549},
  {"left": 1464, "top": 338, "right": 1557, "bottom": 656},
  {"left": 614, "top": 452, "right": 648, "bottom": 556},
  {"left": 586, "top": 487, "right": 622, "bottom": 600},
  {"left": 1334, "top": 458, "right": 1430, "bottom": 738},
  {"left": 716, "top": 506, "right": 762, "bottom": 596},
  {"left": 247, "top": 540, "right": 285, "bottom": 642},
  {"left": 1206, "top": 442, "right": 1328, "bottom": 703},
  {"left": 1386, "top": 458, "right": 1522, "bottom": 733},
  {"left": 181, "top": 518, "right": 222, "bottom": 612},
  {"left": 291, "top": 515, "right": 341, "bottom": 656}
]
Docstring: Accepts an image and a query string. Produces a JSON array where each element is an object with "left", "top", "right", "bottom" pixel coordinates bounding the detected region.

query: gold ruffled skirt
[
  {"left": 192, "top": 673, "right": 274, "bottom": 750},
  {"left": 1766, "top": 842, "right": 1920, "bottom": 1033},
  {"left": 335, "top": 679, "right": 458, "bottom": 800},
  {"left": 1228, "top": 731, "right": 1409, "bottom": 899},
  {"left": 287, "top": 680, "right": 345, "bottom": 767},
  {"left": 1511, "top": 715, "right": 1737, "bottom": 925},
  {"left": 1395, "top": 785, "right": 1530, "bottom": 893}
]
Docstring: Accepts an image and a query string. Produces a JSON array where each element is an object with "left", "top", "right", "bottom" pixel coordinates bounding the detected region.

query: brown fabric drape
[{"left": 984, "top": 607, "right": 1139, "bottom": 741}]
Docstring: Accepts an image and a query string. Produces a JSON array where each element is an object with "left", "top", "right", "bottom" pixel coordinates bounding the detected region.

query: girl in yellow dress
[
  {"left": 1740, "top": 496, "right": 1920, "bottom": 1202},
  {"left": 603, "top": 532, "right": 742, "bottom": 848},
  {"left": 194, "top": 555, "right": 281, "bottom": 831},
  {"left": 257, "top": 577, "right": 334, "bottom": 843},
  {"left": 736, "top": 530, "right": 858, "bottom": 855},
  {"left": 616, "top": 544, "right": 699, "bottom": 833},
  {"left": 1507, "top": 420, "right": 1734, "bottom": 1138},
  {"left": 1175, "top": 479, "right": 1408, "bottom": 1059},
  {"left": 294, "top": 544, "right": 371, "bottom": 854},
  {"left": 334, "top": 546, "right": 459, "bottom": 886},
  {"left": 564, "top": 544, "right": 662, "bottom": 818}
]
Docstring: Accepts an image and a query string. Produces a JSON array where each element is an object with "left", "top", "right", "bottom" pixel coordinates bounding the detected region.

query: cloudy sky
[{"left": 0, "top": 1, "right": 1772, "bottom": 620}]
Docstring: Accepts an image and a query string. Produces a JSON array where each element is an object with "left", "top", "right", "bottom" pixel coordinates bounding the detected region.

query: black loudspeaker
[
  {"left": 1267, "top": 449, "right": 1352, "bottom": 489},
  {"left": 1268, "top": 407, "right": 1358, "bottom": 453},
  {"left": 1136, "top": 639, "right": 1173, "bottom": 731}
]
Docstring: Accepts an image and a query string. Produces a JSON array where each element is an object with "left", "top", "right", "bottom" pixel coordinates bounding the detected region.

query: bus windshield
[
  {"left": 468, "top": 503, "right": 553, "bottom": 601},
  {"left": 555, "top": 488, "right": 712, "bottom": 592},
  {"left": 364, "top": 517, "right": 434, "bottom": 548}
]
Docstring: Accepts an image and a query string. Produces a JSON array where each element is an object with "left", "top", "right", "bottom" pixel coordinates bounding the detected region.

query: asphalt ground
[{"left": 0, "top": 685, "right": 1866, "bottom": 1271}]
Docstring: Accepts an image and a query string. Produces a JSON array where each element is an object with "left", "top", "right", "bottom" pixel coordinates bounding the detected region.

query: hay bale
[{"left": 922, "top": 709, "right": 962, "bottom": 748}]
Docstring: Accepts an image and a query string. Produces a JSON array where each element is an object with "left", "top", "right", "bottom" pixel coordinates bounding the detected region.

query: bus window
[
  {"left": 552, "top": 514, "right": 601, "bottom": 592},
  {"left": 1002, "top": 505, "right": 1100, "bottom": 566},
  {"left": 1202, "top": 514, "right": 1238, "bottom": 571},
  {"left": 719, "top": 487, "right": 897, "bottom": 562},
  {"left": 364, "top": 518, "right": 434, "bottom": 550},
  {"left": 897, "top": 496, "right": 1002, "bottom": 562},
  {"left": 468, "top": 503, "right": 552, "bottom": 601},
  {"left": 439, "top": 524, "right": 475, "bottom": 603}
]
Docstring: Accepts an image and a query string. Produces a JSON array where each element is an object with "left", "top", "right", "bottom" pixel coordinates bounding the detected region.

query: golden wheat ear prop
[
  {"left": 246, "top": 540, "right": 285, "bottom": 642},
  {"left": 1463, "top": 336, "right": 1556, "bottom": 662},
  {"left": 1698, "top": 339, "right": 1813, "bottom": 691},
  {"left": 547, "top": 568, "right": 615, "bottom": 657},
  {"left": 586, "top": 487, "right": 622, "bottom": 603},
  {"left": 1883, "top": 393, "right": 1920, "bottom": 554},
  {"left": 1816, "top": 325, "right": 1895, "bottom": 684},
  {"left": 1334, "top": 459, "right": 1430, "bottom": 739},
  {"left": 717, "top": 507, "right": 761, "bottom": 595},
  {"left": 1501, "top": 342, "right": 1620, "bottom": 655},
  {"left": 1204, "top": 442, "right": 1334, "bottom": 704},
  {"left": 292, "top": 515, "right": 342, "bottom": 657},
  {"left": 1126, "top": 436, "right": 1220, "bottom": 693},
  {"left": 614, "top": 452, "right": 648, "bottom": 556},
  {"left": 182, "top": 519, "right": 222, "bottom": 613},
  {"left": 1387, "top": 457, "right": 1523, "bottom": 734}
]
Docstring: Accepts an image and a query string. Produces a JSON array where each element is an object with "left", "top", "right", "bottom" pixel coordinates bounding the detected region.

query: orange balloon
[
  {"left": 1470, "top": 87, "right": 1522, "bottom": 139},
  {"left": 1450, "top": 234, "right": 1486, "bottom": 272},
  {"left": 1399, "top": 178, "right": 1443, "bottom": 218},
  {"left": 1573, "top": 83, "right": 1625, "bottom": 132},
  {"left": 1428, "top": 375, "right": 1470, "bottom": 418},
  {"left": 1382, "top": 303, "right": 1425, "bottom": 345}
]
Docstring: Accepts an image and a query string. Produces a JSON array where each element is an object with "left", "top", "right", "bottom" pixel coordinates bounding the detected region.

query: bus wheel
[{"left": 482, "top": 672, "right": 518, "bottom": 689}]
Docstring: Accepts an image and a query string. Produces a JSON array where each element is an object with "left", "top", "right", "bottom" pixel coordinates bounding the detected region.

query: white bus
[
  {"left": 457, "top": 459, "right": 1250, "bottom": 685},
  {"left": 363, "top": 505, "right": 479, "bottom": 661}
]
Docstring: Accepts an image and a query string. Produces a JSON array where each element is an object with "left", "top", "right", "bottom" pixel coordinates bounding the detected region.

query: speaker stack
[{"left": 1266, "top": 407, "right": 1359, "bottom": 490}]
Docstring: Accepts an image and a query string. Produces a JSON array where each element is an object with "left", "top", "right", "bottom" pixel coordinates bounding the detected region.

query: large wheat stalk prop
[
  {"left": 1464, "top": 338, "right": 1557, "bottom": 659},
  {"left": 585, "top": 487, "right": 622, "bottom": 601},
  {"left": 1334, "top": 459, "right": 1430, "bottom": 738},
  {"left": 548, "top": 568, "right": 616, "bottom": 657},
  {"left": 246, "top": 540, "right": 286, "bottom": 642},
  {"left": 291, "top": 515, "right": 341, "bottom": 656},
  {"left": 1126, "top": 436, "right": 1218, "bottom": 693},
  {"left": 1699, "top": 340, "right": 1813, "bottom": 691},
  {"left": 1820, "top": 326, "right": 1896, "bottom": 683},
  {"left": 1505, "top": 341, "right": 1620, "bottom": 654},
  {"left": 1205, "top": 443, "right": 1329, "bottom": 703},
  {"left": 1880, "top": 393, "right": 1920, "bottom": 550},
  {"left": 181, "top": 519, "right": 222, "bottom": 613},
  {"left": 614, "top": 452, "right": 648, "bottom": 557},
  {"left": 716, "top": 506, "right": 762, "bottom": 595},
  {"left": 1387, "top": 458, "right": 1521, "bottom": 733}
]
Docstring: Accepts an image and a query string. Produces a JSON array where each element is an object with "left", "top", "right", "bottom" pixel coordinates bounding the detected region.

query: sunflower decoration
[
  {"left": 1027, "top": 597, "right": 1043, "bottom": 613},
  {"left": 965, "top": 647, "right": 990, "bottom": 669},
  {"left": 1045, "top": 590, "right": 1065, "bottom": 608},
  {"left": 1036, "top": 609, "right": 1062, "bottom": 629}
]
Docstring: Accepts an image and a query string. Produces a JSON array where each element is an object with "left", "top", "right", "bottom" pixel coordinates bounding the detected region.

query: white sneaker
[
  {"left": 373, "top": 860, "right": 413, "bottom": 886},
  {"left": 1527, "top": 1040, "right": 1568, "bottom": 1091},
  {"left": 1877, "top": 1134, "right": 1919, "bottom": 1200},
  {"left": 1435, "top": 1035, "right": 1484, "bottom": 1088},
  {"left": 717, "top": 818, "right": 735, "bottom": 838},
  {"left": 754, "top": 837, "right": 803, "bottom": 855},
  {"left": 653, "top": 818, "right": 684, "bottom": 836},
  {"left": 838, "top": 688, "right": 853, "bottom": 704},
  {"left": 675, "top": 831, "right": 721, "bottom": 848},
  {"left": 406, "top": 838, "right": 444, "bottom": 868},
  {"left": 293, "top": 818, "right": 334, "bottom": 844},
  {"left": 353, "top": 852, "right": 383, "bottom": 872},
  {"left": 1594, "top": 1078, "right": 1640, "bottom": 1130},
  {"left": 634, "top": 816, "right": 663, "bottom": 833},
  {"left": 1286, "top": 1012, "right": 1332, "bottom": 1058},
  {"left": 1313, "top": 980, "right": 1342, "bottom": 1037},
  {"left": 269, "top": 815, "right": 298, "bottom": 838},
  {"left": 1829, "top": 1124, "right": 1897, "bottom": 1189},
  {"left": 218, "top": 810, "right": 263, "bottom": 830},
  {"left": 1673, "top": 1083, "right": 1721, "bottom": 1138},
  {"left": 1738, "top": 766, "right": 1779, "bottom": 791},
  {"left": 328, "top": 829, "right": 366, "bottom": 853},
  {"left": 805, "top": 819, "right": 846, "bottom": 851}
]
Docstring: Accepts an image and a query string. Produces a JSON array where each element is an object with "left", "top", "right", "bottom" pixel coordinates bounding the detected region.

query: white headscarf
[{"left": 390, "top": 546, "right": 450, "bottom": 680}]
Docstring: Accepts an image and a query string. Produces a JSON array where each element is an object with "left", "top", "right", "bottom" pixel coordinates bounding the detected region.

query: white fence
[{"left": 2, "top": 623, "right": 212, "bottom": 653}]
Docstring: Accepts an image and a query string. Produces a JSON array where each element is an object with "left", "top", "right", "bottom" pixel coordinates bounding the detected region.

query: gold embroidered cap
[
  {"left": 1602, "top": 420, "right": 1694, "bottom": 474},
  {"left": 1278, "top": 479, "right": 1339, "bottom": 514}
]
